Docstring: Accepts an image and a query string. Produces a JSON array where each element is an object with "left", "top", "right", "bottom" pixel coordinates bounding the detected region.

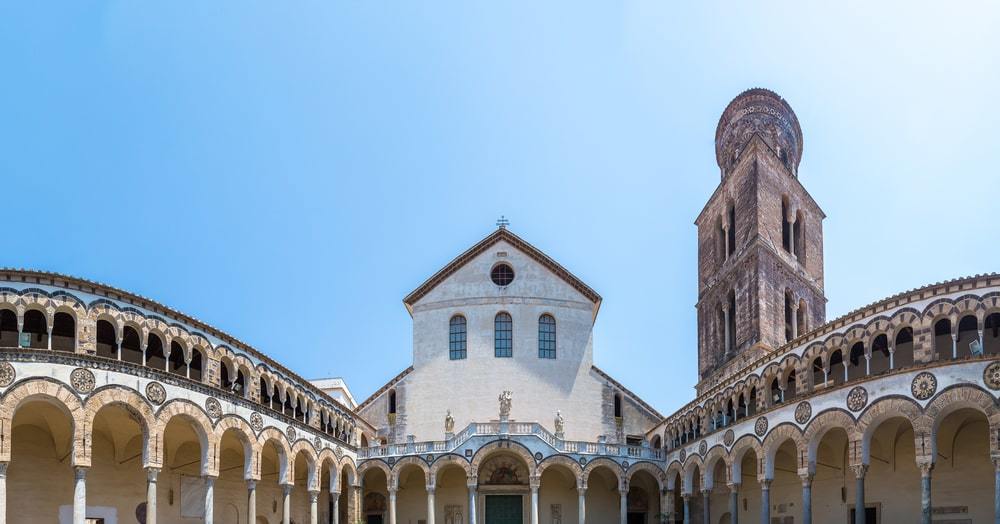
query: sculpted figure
[
  {"left": 498, "top": 390, "right": 513, "bottom": 418},
  {"left": 445, "top": 409, "right": 455, "bottom": 433},
  {"left": 554, "top": 410, "right": 564, "bottom": 434}
]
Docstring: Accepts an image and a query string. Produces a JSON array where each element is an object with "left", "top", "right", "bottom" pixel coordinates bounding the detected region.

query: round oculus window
[{"left": 491, "top": 263, "right": 514, "bottom": 286}]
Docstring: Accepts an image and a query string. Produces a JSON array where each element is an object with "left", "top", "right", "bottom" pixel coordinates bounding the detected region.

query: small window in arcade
[{"left": 491, "top": 263, "right": 515, "bottom": 286}]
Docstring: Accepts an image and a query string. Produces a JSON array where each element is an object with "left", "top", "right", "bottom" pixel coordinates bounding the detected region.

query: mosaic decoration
[
  {"left": 794, "top": 401, "right": 812, "bottom": 425},
  {"left": 0, "top": 362, "right": 15, "bottom": 387},
  {"left": 534, "top": 452, "right": 543, "bottom": 461},
  {"left": 911, "top": 372, "right": 938, "bottom": 400},
  {"left": 205, "top": 397, "right": 222, "bottom": 419},
  {"left": 984, "top": 361, "right": 1000, "bottom": 391},
  {"left": 250, "top": 412, "right": 264, "bottom": 433},
  {"left": 70, "top": 367, "right": 95, "bottom": 394},
  {"left": 723, "top": 429, "right": 735, "bottom": 447},
  {"left": 145, "top": 382, "right": 166, "bottom": 405},
  {"left": 754, "top": 416, "right": 768, "bottom": 437},
  {"left": 287, "top": 426, "right": 297, "bottom": 442},
  {"left": 679, "top": 448, "right": 686, "bottom": 463},
  {"left": 698, "top": 441, "right": 707, "bottom": 456},
  {"left": 847, "top": 386, "right": 868, "bottom": 412}
]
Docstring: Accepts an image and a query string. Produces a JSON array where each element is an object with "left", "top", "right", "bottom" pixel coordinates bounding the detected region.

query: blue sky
[{"left": 2, "top": 2, "right": 998, "bottom": 415}]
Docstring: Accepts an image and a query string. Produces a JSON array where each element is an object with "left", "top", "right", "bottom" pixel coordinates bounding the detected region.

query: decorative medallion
[
  {"left": 578, "top": 457, "right": 587, "bottom": 466},
  {"left": 984, "top": 361, "right": 1000, "bottom": 391},
  {"left": 0, "top": 362, "right": 15, "bottom": 387},
  {"left": 754, "top": 416, "right": 768, "bottom": 437},
  {"left": 145, "top": 382, "right": 166, "bottom": 405},
  {"left": 847, "top": 386, "right": 868, "bottom": 412},
  {"left": 698, "top": 441, "right": 707, "bottom": 456},
  {"left": 622, "top": 460, "right": 630, "bottom": 469},
  {"left": 205, "top": 397, "right": 222, "bottom": 419},
  {"left": 534, "top": 452, "right": 543, "bottom": 461},
  {"left": 287, "top": 426, "right": 297, "bottom": 442},
  {"left": 70, "top": 368, "right": 95, "bottom": 394},
  {"left": 911, "top": 372, "right": 938, "bottom": 400},
  {"left": 678, "top": 448, "right": 686, "bottom": 463},
  {"left": 314, "top": 436, "right": 322, "bottom": 449},
  {"left": 250, "top": 412, "right": 264, "bottom": 433},
  {"left": 426, "top": 455, "right": 434, "bottom": 462},
  {"left": 794, "top": 401, "right": 812, "bottom": 425},
  {"left": 335, "top": 446, "right": 343, "bottom": 458},
  {"left": 723, "top": 429, "right": 735, "bottom": 447}
]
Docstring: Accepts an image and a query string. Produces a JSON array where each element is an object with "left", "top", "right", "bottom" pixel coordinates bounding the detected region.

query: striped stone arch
[
  {"left": 290, "top": 439, "right": 320, "bottom": 490},
  {"left": 84, "top": 386, "right": 157, "bottom": 467},
  {"left": 777, "top": 354, "right": 801, "bottom": 383},
  {"left": 317, "top": 448, "right": 340, "bottom": 491},
  {"left": 537, "top": 455, "right": 583, "bottom": 481},
  {"left": 0, "top": 378, "right": 86, "bottom": 466},
  {"left": 843, "top": 323, "right": 867, "bottom": 347},
  {"left": 761, "top": 422, "right": 804, "bottom": 479},
  {"left": 155, "top": 399, "right": 218, "bottom": 475},
  {"left": 429, "top": 453, "right": 471, "bottom": 483},
  {"left": 470, "top": 440, "right": 537, "bottom": 479},
  {"left": 701, "top": 445, "right": 729, "bottom": 488},
  {"left": 864, "top": 316, "right": 892, "bottom": 345},
  {"left": 583, "top": 457, "right": 624, "bottom": 490},
  {"left": 953, "top": 294, "right": 986, "bottom": 317},
  {"left": 392, "top": 455, "right": 431, "bottom": 487},
  {"left": 980, "top": 292, "right": 1000, "bottom": 317},
  {"left": 258, "top": 427, "right": 292, "bottom": 484},
  {"left": 728, "top": 434, "right": 763, "bottom": 484},
  {"left": 664, "top": 461, "right": 683, "bottom": 491},
  {"left": 625, "top": 461, "right": 665, "bottom": 491},
  {"left": 888, "top": 308, "right": 921, "bottom": 338},
  {"left": 923, "top": 384, "right": 1000, "bottom": 456},
  {"left": 340, "top": 456, "right": 359, "bottom": 487},
  {"left": 215, "top": 415, "right": 258, "bottom": 480},
  {"left": 681, "top": 454, "right": 704, "bottom": 494},
  {"left": 358, "top": 459, "right": 394, "bottom": 488},
  {"left": 856, "top": 396, "right": 924, "bottom": 464},
  {"left": 802, "top": 408, "right": 858, "bottom": 472},
  {"left": 921, "top": 299, "right": 959, "bottom": 329}
]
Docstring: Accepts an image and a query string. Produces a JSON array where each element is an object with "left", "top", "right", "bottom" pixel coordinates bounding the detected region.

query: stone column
[
  {"left": 888, "top": 344, "right": 895, "bottom": 369},
  {"left": 994, "top": 458, "right": 1000, "bottom": 524},
  {"left": 852, "top": 465, "right": 867, "bottom": 524},
  {"left": 204, "top": 476, "right": 216, "bottom": 524},
  {"left": 309, "top": 490, "right": 319, "bottom": 524},
  {"left": 760, "top": 479, "right": 771, "bottom": 524},
  {"left": 427, "top": 484, "right": 436, "bottom": 524},
  {"left": 282, "top": 484, "right": 293, "bottom": 524},
  {"left": 467, "top": 478, "right": 478, "bottom": 524},
  {"left": 46, "top": 321, "right": 52, "bottom": 350},
  {"left": 790, "top": 303, "right": 799, "bottom": 339},
  {"left": 727, "top": 483, "right": 739, "bottom": 524},
  {"left": 247, "top": 480, "right": 257, "bottom": 524},
  {"left": 682, "top": 494, "right": 690, "bottom": 524},
  {"left": 618, "top": 487, "right": 628, "bottom": 524},
  {"left": 661, "top": 488, "right": 671, "bottom": 523},
  {"left": 0, "top": 463, "right": 8, "bottom": 524},
  {"left": 723, "top": 304, "right": 732, "bottom": 355},
  {"left": 73, "top": 467, "right": 87, "bottom": 524},
  {"left": 577, "top": 482, "right": 587, "bottom": 524},
  {"left": 951, "top": 333, "right": 958, "bottom": 359},
  {"left": 330, "top": 490, "right": 340, "bottom": 524},
  {"left": 146, "top": 467, "right": 159, "bottom": 524},
  {"left": 919, "top": 463, "right": 933, "bottom": 524},
  {"left": 530, "top": 477, "right": 540, "bottom": 524},
  {"left": 702, "top": 489, "right": 710, "bottom": 524},
  {"left": 388, "top": 487, "right": 397, "bottom": 524},
  {"left": 800, "top": 474, "right": 813, "bottom": 524}
]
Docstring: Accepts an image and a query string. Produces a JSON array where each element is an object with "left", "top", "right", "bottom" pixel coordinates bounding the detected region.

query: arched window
[
  {"left": 121, "top": 326, "right": 142, "bottom": 365},
  {"left": 51, "top": 312, "right": 75, "bottom": 352},
  {"left": 145, "top": 333, "right": 166, "bottom": 370},
  {"left": 769, "top": 377, "right": 782, "bottom": 405},
  {"left": 870, "top": 335, "right": 890, "bottom": 375},
  {"left": 985, "top": 314, "right": 1000, "bottom": 355},
  {"left": 0, "top": 310, "right": 16, "bottom": 348},
  {"left": 22, "top": 310, "right": 47, "bottom": 349},
  {"left": 934, "top": 319, "right": 953, "bottom": 360},
  {"left": 957, "top": 315, "right": 979, "bottom": 357},
  {"left": 894, "top": 327, "right": 914, "bottom": 368},
  {"left": 494, "top": 312, "right": 512, "bottom": 358},
  {"left": 781, "top": 197, "right": 791, "bottom": 252},
  {"left": 748, "top": 387, "right": 758, "bottom": 416},
  {"left": 848, "top": 342, "right": 866, "bottom": 380},
  {"left": 168, "top": 341, "right": 186, "bottom": 376},
  {"left": 449, "top": 315, "right": 467, "bottom": 360},
  {"left": 784, "top": 291, "right": 794, "bottom": 342},
  {"left": 785, "top": 370, "right": 797, "bottom": 402},
  {"left": 811, "top": 357, "right": 825, "bottom": 389},
  {"left": 389, "top": 389, "right": 397, "bottom": 414},
  {"left": 614, "top": 392, "right": 623, "bottom": 419},
  {"left": 189, "top": 348, "right": 204, "bottom": 382},
  {"left": 727, "top": 202, "right": 736, "bottom": 257},
  {"left": 95, "top": 320, "right": 117, "bottom": 359},
  {"left": 260, "top": 378, "right": 273, "bottom": 409},
  {"left": 829, "top": 350, "right": 845, "bottom": 385},
  {"left": 538, "top": 314, "right": 556, "bottom": 359}
]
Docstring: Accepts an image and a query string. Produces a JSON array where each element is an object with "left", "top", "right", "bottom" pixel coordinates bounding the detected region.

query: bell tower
[{"left": 694, "top": 89, "right": 827, "bottom": 393}]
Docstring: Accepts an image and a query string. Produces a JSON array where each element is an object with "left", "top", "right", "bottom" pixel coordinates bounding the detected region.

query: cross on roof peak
[{"left": 496, "top": 216, "right": 510, "bottom": 229}]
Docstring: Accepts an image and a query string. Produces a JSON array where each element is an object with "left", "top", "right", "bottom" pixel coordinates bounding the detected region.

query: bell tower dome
[{"left": 694, "top": 89, "right": 826, "bottom": 393}]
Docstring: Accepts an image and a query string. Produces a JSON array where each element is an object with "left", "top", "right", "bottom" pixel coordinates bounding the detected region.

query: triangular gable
[{"left": 403, "top": 228, "right": 602, "bottom": 316}]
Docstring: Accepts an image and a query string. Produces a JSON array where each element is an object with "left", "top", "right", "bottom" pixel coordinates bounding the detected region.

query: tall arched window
[
  {"left": 449, "top": 315, "right": 467, "bottom": 360},
  {"left": 495, "top": 312, "right": 512, "bottom": 358},
  {"left": 538, "top": 314, "right": 556, "bottom": 359}
]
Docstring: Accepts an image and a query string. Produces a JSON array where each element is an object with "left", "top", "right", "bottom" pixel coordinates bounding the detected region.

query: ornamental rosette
[
  {"left": 984, "top": 362, "right": 1000, "bottom": 391},
  {"left": 0, "top": 362, "right": 15, "bottom": 387},
  {"left": 145, "top": 382, "right": 166, "bottom": 405},
  {"left": 723, "top": 429, "right": 735, "bottom": 447},
  {"left": 794, "top": 401, "right": 812, "bottom": 425},
  {"left": 847, "top": 386, "right": 868, "bottom": 412},
  {"left": 70, "top": 368, "right": 95, "bottom": 394},
  {"left": 754, "top": 416, "right": 768, "bottom": 437},
  {"left": 911, "top": 372, "right": 937, "bottom": 400},
  {"left": 205, "top": 397, "right": 222, "bottom": 419}
]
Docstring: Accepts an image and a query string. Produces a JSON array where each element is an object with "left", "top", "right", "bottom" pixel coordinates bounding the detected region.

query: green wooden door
[{"left": 484, "top": 495, "right": 523, "bottom": 524}]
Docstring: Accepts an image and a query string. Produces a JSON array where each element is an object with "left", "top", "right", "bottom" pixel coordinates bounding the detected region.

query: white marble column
[
  {"left": 330, "top": 490, "right": 340, "bottom": 524},
  {"left": 309, "top": 490, "right": 319, "bottom": 524},
  {"left": 618, "top": 487, "right": 628, "bottom": 524},
  {"left": 577, "top": 483, "right": 587, "bottom": 524},
  {"left": 0, "top": 462, "right": 8, "bottom": 524},
  {"left": 467, "top": 479, "right": 478, "bottom": 524},
  {"left": 426, "top": 485, "right": 436, "bottom": 524},
  {"left": 204, "top": 476, "right": 216, "bottom": 524},
  {"left": 282, "top": 484, "right": 293, "bottom": 524},
  {"left": 530, "top": 477, "right": 540, "bottom": 524},
  {"left": 760, "top": 479, "right": 771, "bottom": 524},
  {"left": 247, "top": 480, "right": 257, "bottom": 524},
  {"left": 727, "top": 483, "right": 739, "bottom": 524},
  {"left": 852, "top": 465, "right": 867, "bottom": 524},
  {"left": 800, "top": 474, "right": 812, "bottom": 524},
  {"left": 146, "top": 467, "right": 159, "bottom": 524},
  {"left": 73, "top": 467, "right": 88, "bottom": 524},
  {"left": 388, "top": 488, "right": 397, "bottom": 524}
]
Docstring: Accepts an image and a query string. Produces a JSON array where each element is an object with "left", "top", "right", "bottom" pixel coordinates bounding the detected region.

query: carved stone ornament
[
  {"left": 444, "top": 409, "right": 455, "bottom": 433},
  {"left": 314, "top": 436, "right": 322, "bottom": 450},
  {"left": 145, "top": 382, "right": 166, "bottom": 405},
  {"left": 70, "top": 367, "right": 95, "bottom": 394},
  {"left": 287, "top": 425, "right": 297, "bottom": 442},
  {"left": 911, "top": 372, "right": 938, "bottom": 400},
  {"left": 846, "top": 386, "right": 868, "bottom": 412},
  {"left": 794, "top": 401, "right": 812, "bottom": 425},
  {"left": 250, "top": 412, "right": 264, "bottom": 433},
  {"left": 754, "top": 416, "right": 768, "bottom": 437},
  {"left": 698, "top": 440, "right": 707, "bottom": 456},
  {"left": 554, "top": 410, "right": 565, "bottom": 434},
  {"left": 723, "top": 429, "right": 735, "bottom": 447},
  {"left": 678, "top": 448, "right": 686, "bottom": 463},
  {"left": 498, "top": 390, "right": 513, "bottom": 418},
  {"left": 205, "top": 397, "right": 222, "bottom": 419},
  {"left": 984, "top": 361, "right": 1000, "bottom": 391},
  {"left": 0, "top": 362, "right": 15, "bottom": 387}
]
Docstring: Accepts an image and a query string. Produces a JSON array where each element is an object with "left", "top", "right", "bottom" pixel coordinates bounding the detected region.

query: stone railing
[{"left": 357, "top": 419, "right": 665, "bottom": 461}]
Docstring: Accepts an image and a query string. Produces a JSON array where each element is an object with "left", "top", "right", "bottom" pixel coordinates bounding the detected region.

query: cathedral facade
[{"left": 2, "top": 89, "right": 998, "bottom": 524}]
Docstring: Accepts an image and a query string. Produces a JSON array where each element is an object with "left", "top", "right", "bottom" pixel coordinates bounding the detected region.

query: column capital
[
  {"left": 850, "top": 464, "right": 868, "bottom": 479},
  {"left": 576, "top": 480, "right": 588, "bottom": 494},
  {"left": 701, "top": 488, "right": 711, "bottom": 496},
  {"left": 917, "top": 461, "right": 934, "bottom": 478},
  {"left": 759, "top": 478, "right": 772, "bottom": 489},
  {"left": 466, "top": 476, "right": 478, "bottom": 490},
  {"left": 146, "top": 467, "right": 160, "bottom": 482},
  {"left": 0, "top": 462, "right": 8, "bottom": 477},
  {"left": 74, "top": 466, "right": 89, "bottom": 480},
  {"left": 726, "top": 482, "right": 740, "bottom": 492},
  {"left": 529, "top": 475, "right": 541, "bottom": 490},
  {"left": 426, "top": 485, "right": 436, "bottom": 495},
  {"left": 993, "top": 455, "right": 1000, "bottom": 471},
  {"left": 282, "top": 483, "right": 294, "bottom": 495},
  {"left": 247, "top": 480, "right": 257, "bottom": 490},
  {"left": 308, "top": 491, "right": 319, "bottom": 503},
  {"left": 799, "top": 473, "right": 813, "bottom": 487}
]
